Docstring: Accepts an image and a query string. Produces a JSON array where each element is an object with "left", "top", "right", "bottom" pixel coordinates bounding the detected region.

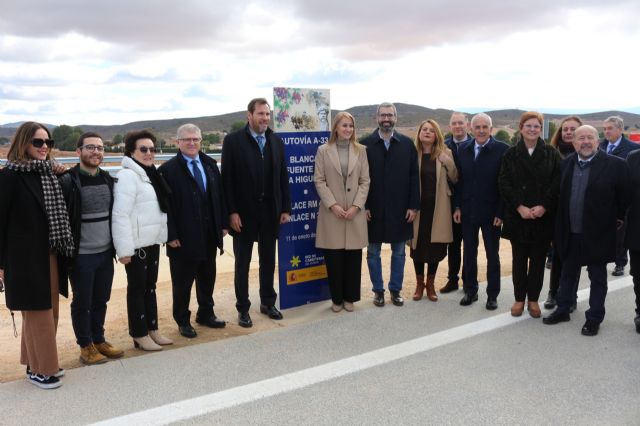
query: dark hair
[
  {"left": 247, "top": 97, "right": 270, "bottom": 113},
  {"left": 76, "top": 131, "right": 103, "bottom": 148},
  {"left": 124, "top": 130, "right": 156, "bottom": 157},
  {"left": 7, "top": 121, "right": 53, "bottom": 161}
]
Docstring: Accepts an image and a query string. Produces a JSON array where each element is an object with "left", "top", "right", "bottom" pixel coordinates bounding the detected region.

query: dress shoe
[
  {"left": 527, "top": 301, "right": 541, "bottom": 318},
  {"left": 133, "top": 335, "right": 162, "bottom": 351},
  {"left": 79, "top": 344, "right": 108, "bottom": 365},
  {"left": 510, "top": 301, "right": 525, "bottom": 317},
  {"left": 543, "top": 310, "right": 571, "bottom": 325},
  {"left": 543, "top": 291, "right": 557, "bottom": 309},
  {"left": 581, "top": 320, "right": 600, "bottom": 336},
  {"left": 149, "top": 330, "right": 173, "bottom": 345},
  {"left": 425, "top": 275, "right": 438, "bottom": 302},
  {"left": 634, "top": 314, "right": 640, "bottom": 334},
  {"left": 486, "top": 297, "right": 498, "bottom": 311},
  {"left": 440, "top": 279, "right": 459, "bottom": 294},
  {"left": 238, "top": 312, "right": 253, "bottom": 328},
  {"left": 413, "top": 274, "right": 425, "bottom": 301},
  {"left": 390, "top": 291, "right": 404, "bottom": 306},
  {"left": 373, "top": 291, "right": 385, "bottom": 307},
  {"left": 343, "top": 302, "right": 354, "bottom": 312},
  {"left": 569, "top": 302, "right": 577, "bottom": 313},
  {"left": 178, "top": 324, "right": 197, "bottom": 338},
  {"left": 196, "top": 315, "right": 226, "bottom": 328},
  {"left": 612, "top": 265, "right": 624, "bottom": 276},
  {"left": 331, "top": 303, "right": 343, "bottom": 312},
  {"left": 260, "top": 304, "right": 283, "bottom": 320},
  {"left": 545, "top": 259, "right": 552, "bottom": 269},
  {"left": 94, "top": 341, "right": 124, "bottom": 358},
  {"left": 459, "top": 292, "right": 478, "bottom": 306}
]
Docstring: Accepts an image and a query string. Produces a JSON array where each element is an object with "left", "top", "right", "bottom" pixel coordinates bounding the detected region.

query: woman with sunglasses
[
  {"left": 0, "top": 122, "right": 74, "bottom": 389},
  {"left": 112, "top": 130, "right": 172, "bottom": 351}
]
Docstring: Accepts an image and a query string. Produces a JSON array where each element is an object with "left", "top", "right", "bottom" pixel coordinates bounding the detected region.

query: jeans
[{"left": 367, "top": 242, "right": 405, "bottom": 293}]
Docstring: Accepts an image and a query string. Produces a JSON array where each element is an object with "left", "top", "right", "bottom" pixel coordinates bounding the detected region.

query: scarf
[
  {"left": 5, "top": 160, "right": 75, "bottom": 257},
  {"left": 131, "top": 158, "right": 171, "bottom": 213},
  {"left": 557, "top": 141, "right": 575, "bottom": 158}
]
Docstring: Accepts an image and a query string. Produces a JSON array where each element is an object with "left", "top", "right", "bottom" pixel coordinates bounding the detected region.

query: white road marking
[{"left": 91, "top": 278, "right": 632, "bottom": 426}]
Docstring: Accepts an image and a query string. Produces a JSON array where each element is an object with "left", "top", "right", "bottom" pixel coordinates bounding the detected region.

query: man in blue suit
[
  {"left": 453, "top": 113, "right": 509, "bottom": 309},
  {"left": 600, "top": 116, "right": 640, "bottom": 277}
]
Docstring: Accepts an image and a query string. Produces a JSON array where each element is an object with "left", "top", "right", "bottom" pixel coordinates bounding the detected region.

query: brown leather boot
[
  {"left": 80, "top": 344, "right": 108, "bottom": 365},
  {"left": 425, "top": 275, "right": 438, "bottom": 301},
  {"left": 413, "top": 274, "right": 425, "bottom": 301},
  {"left": 527, "top": 301, "right": 542, "bottom": 318},
  {"left": 511, "top": 301, "right": 525, "bottom": 317}
]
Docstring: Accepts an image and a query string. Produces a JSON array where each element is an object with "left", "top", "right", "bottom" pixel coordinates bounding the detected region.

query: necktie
[
  {"left": 256, "top": 135, "right": 265, "bottom": 154},
  {"left": 384, "top": 140, "right": 390, "bottom": 151},
  {"left": 191, "top": 160, "right": 206, "bottom": 193},
  {"left": 578, "top": 160, "right": 587, "bottom": 169},
  {"left": 607, "top": 144, "right": 615, "bottom": 154},
  {"left": 475, "top": 144, "right": 482, "bottom": 160}
]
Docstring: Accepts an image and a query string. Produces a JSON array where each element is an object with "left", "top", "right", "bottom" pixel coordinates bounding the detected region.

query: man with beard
[
  {"left": 59, "top": 132, "right": 123, "bottom": 364},
  {"left": 361, "top": 102, "right": 419, "bottom": 307},
  {"left": 544, "top": 125, "right": 630, "bottom": 336}
]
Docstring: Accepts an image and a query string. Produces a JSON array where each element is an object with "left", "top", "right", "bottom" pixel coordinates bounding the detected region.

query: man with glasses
[
  {"left": 361, "top": 102, "right": 419, "bottom": 307},
  {"left": 59, "top": 132, "right": 123, "bottom": 364},
  {"left": 159, "top": 123, "right": 227, "bottom": 338}
]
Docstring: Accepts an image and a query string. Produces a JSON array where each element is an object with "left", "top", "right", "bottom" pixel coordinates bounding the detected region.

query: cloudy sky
[{"left": 1, "top": 0, "right": 639, "bottom": 125}]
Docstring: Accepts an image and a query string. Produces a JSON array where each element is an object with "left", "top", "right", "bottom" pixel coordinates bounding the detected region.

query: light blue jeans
[{"left": 366, "top": 242, "right": 406, "bottom": 293}]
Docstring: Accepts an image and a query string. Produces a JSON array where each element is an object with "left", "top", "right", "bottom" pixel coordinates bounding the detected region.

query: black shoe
[
  {"left": 612, "top": 265, "right": 624, "bottom": 276},
  {"left": 373, "top": 291, "right": 385, "bottom": 307},
  {"left": 485, "top": 297, "right": 498, "bottom": 311},
  {"left": 569, "top": 301, "right": 577, "bottom": 313},
  {"left": 178, "top": 324, "right": 197, "bottom": 338},
  {"left": 543, "top": 292, "right": 557, "bottom": 309},
  {"left": 238, "top": 312, "right": 253, "bottom": 328},
  {"left": 581, "top": 320, "right": 600, "bottom": 336},
  {"left": 440, "top": 279, "right": 459, "bottom": 294},
  {"left": 634, "top": 314, "right": 640, "bottom": 334},
  {"left": 542, "top": 310, "right": 571, "bottom": 325},
  {"left": 459, "top": 292, "right": 478, "bottom": 306},
  {"left": 545, "top": 259, "right": 552, "bottom": 270},
  {"left": 390, "top": 291, "right": 404, "bottom": 306},
  {"left": 26, "top": 366, "right": 64, "bottom": 378},
  {"left": 27, "top": 373, "right": 61, "bottom": 389},
  {"left": 196, "top": 315, "right": 226, "bottom": 329},
  {"left": 260, "top": 304, "right": 283, "bottom": 320}
]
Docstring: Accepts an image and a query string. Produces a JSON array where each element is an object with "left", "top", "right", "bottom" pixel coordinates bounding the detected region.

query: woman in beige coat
[
  {"left": 314, "top": 112, "right": 370, "bottom": 312},
  {"left": 410, "top": 119, "right": 458, "bottom": 302}
]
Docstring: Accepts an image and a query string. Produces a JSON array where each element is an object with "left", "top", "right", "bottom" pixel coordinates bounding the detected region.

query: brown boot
[
  {"left": 94, "top": 341, "right": 124, "bottom": 359},
  {"left": 527, "top": 301, "right": 542, "bottom": 318},
  {"left": 413, "top": 275, "right": 425, "bottom": 301},
  {"left": 80, "top": 344, "right": 108, "bottom": 365},
  {"left": 425, "top": 275, "right": 438, "bottom": 301},
  {"left": 511, "top": 301, "right": 525, "bottom": 317}
]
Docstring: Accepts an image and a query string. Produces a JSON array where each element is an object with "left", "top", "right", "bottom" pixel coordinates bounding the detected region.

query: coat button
[{"left": 347, "top": 188, "right": 351, "bottom": 192}]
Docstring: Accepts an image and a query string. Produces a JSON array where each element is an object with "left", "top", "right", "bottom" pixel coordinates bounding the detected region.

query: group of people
[{"left": 1, "top": 99, "right": 639, "bottom": 391}]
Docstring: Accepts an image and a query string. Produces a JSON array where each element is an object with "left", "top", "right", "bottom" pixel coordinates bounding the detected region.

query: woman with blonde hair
[
  {"left": 410, "top": 119, "right": 458, "bottom": 302},
  {"left": 314, "top": 111, "right": 370, "bottom": 312}
]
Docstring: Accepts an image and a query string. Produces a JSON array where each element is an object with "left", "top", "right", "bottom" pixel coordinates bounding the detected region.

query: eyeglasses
[
  {"left": 178, "top": 137, "right": 202, "bottom": 143},
  {"left": 31, "top": 138, "right": 55, "bottom": 148},
  {"left": 524, "top": 124, "right": 541, "bottom": 130},
  {"left": 81, "top": 144, "right": 104, "bottom": 152},
  {"left": 137, "top": 146, "right": 156, "bottom": 154},
  {"left": 378, "top": 113, "right": 395, "bottom": 118}
]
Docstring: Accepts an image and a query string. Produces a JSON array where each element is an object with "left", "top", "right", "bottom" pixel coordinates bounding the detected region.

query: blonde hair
[
  {"left": 414, "top": 119, "right": 446, "bottom": 161},
  {"left": 329, "top": 111, "right": 363, "bottom": 152}
]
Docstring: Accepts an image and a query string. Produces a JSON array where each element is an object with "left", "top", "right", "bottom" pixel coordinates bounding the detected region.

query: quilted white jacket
[{"left": 112, "top": 156, "right": 168, "bottom": 257}]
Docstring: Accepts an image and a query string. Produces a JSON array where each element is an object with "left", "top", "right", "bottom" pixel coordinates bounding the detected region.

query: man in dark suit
[
  {"left": 159, "top": 124, "right": 227, "bottom": 338},
  {"left": 361, "top": 102, "right": 419, "bottom": 308},
  {"left": 600, "top": 115, "right": 640, "bottom": 277},
  {"left": 441, "top": 111, "right": 471, "bottom": 294},
  {"left": 544, "top": 125, "right": 630, "bottom": 336},
  {"left": 221, "top": 98, "right": 291, "bottom": 328},
  {"left": 453, "top": 113, "right": 509, "bottom": 310},
  {"left": 624, "top": 149, "right": 640, "bottom": 333}
]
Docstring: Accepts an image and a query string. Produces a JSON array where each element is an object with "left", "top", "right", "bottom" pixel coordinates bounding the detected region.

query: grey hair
[
  {"left": 449, "top": 111, "right": 468, "bottom": 123},
  {"left": 376, "top": 102, "right": 397, "bottom": 116},
  {"left": 471, "top": 112, "right": 493, "bottom": 127},
  {"left": 177, "top": 123, "right": 202, "bottom": 138},
  {"left": 604, "top": 115, "right": 624, "bottom": 129},
  {"left": 576, "top": 124, "right": 599, "bottom": 137}
]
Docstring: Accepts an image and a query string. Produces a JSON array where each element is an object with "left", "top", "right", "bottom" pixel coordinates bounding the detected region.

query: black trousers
[
  {"left": 323, "top": 249, "right": 362, "bottom": 305},
  {"left": 170, "top": 239, "right": 216, "bottom": 327},
  {"left": 511, "top": 240, "right": 549, "bottom": 302},
  {"left": 413, "top": 260, "right": 439, "bottom": 277},
  {"left": 549, "top": 243, "right": 581, "bottom": 297},
  {"left": 630, "top": 249, "right": 640, "bottom": 315},
  {"left": 125, "top": 244, "right": 160, "bottom": 338},
  {"left": 446, "top": 220, "right": 463, "bottom": 282},
  {"left": 462, "top": 221, "right": 501, "bottom": 297},
  {"left": 615, "top": 219, "right": 628, "bottom": 268}
]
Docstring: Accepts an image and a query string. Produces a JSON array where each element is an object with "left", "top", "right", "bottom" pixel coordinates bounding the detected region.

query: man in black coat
[
  {"left": 221, "top": 98, "right": 291, "bottom": 328},
  {"left": 544, "top": 125, "right": 630, "bottom": 336},
  {"left": 600, "top": 115, "right": 640, "bottom": 277},
  {"left": 159, "top": 124, "right": 227, "bottom": 338},
  {"left": 361, "top": 102, "right": 419, "bottom": 307},
  {"left": 453, "top": 113, "right": 509, "bottom": 309},
  {"left": 624, "top": 149, "right": 640, "bottom": 333}
]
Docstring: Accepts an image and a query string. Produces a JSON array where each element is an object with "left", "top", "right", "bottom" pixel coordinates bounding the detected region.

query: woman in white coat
[
  {"left": 314, "top": 112, "right": 370, "bottom": 312},
  {"left": 112, "top": 130, "right": 172, "bottom": 351}
]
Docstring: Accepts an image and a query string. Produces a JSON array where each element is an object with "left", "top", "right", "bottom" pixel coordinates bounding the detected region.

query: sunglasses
[
  {"left": 31, "top": 138, "right": 55, "bottom": 148},
  {"left": 137, "top": 146, "right": 156, "bottom": 154}
]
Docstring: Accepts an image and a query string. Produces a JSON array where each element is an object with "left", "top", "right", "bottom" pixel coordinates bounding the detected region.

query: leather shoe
[
  {"left": 459, "top": 292, "right": 478, "bottom": 306},
  {"left": 510, "top": 301, "right": 525, "bottom": 317},
  {"left": 238, "top": 312, "right": 253, "bottom": 328},
  {"left": 634, "top": 314, "right": 640, "bottom": 334},
  {"left": 527, "top": 301, "right": 542, "bottom": 318},
  {"left": 612, "top": 265, "right": 624, "bottom": 276},
  {"left": 581, "top": 320, "right": 599, "bottom": 336},
  {"left": 543, "top": 291, "right": 557, "bottom": 310},
  {"left": 485, "top": 297, "right": 498, "bottom": 311},
  {"left": 373, "top": 291, "right": 385, "bottom": 307},
  {"left": 543, "top": 310, "right": 570, "bottom": 325},
  {"left": 390, "top": 291, "right": 404, "bottom": 306},
  {"left": 178, "top": 324, "right": 197, "bottom": 338},
  {"left": 440, "top": 279, "right": 459, "bottom": 294},
  {"left": 569, "top": 302, "right": 577, "bottom": 313},
  {"left": 196, "top": 315, "right": 226, "bottom": 329},
  {"left": 260, "top": 304, "right": 283, "bottom": 320}
]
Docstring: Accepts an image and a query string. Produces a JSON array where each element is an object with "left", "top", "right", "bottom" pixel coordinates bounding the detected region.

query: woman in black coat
[
  {"left": 0, "top": 122, "right": 74, "bottom": 389},
  {"left": 499, "top": 111, "right": 561, "bottom": 318}
]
